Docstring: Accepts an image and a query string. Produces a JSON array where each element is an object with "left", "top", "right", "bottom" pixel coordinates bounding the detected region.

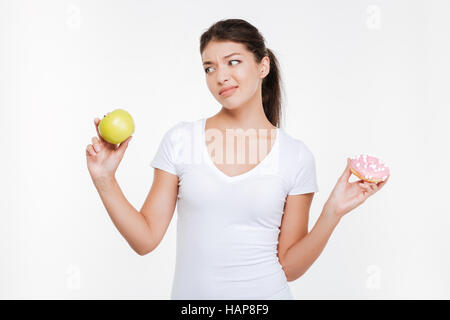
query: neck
[{"left": 215, "top": 86, "right": 275, "bottom": 130}]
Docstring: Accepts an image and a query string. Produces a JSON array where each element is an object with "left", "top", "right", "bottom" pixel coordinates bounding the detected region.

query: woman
[{"left": 85, "top": 19, "right": 389, "bottom": 300}]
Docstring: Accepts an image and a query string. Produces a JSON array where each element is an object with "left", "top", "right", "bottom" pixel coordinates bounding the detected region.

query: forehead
[{"left": 201, "top": 41, "right": 248, "bottom": 60}]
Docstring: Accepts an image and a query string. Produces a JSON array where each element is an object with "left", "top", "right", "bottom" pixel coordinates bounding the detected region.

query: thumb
[
  {"left": 117, "top": 135, "right": 132, "bottom": 154},
  {"left": 339, "top": 158, "right": 352, "bottom": 182}
]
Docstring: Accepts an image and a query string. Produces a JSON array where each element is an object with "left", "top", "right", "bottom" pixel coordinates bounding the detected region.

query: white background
[{"left": 1, "top": 0, "right": 449, "bottom": 299}]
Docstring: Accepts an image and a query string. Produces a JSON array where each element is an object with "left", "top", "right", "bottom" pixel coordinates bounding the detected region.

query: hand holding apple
[
  {"left": 85, "top": 114, "right": 133, "bottom": 181},
  {"left": 98, "top": 109, "right": 135, "bottom": 144}
]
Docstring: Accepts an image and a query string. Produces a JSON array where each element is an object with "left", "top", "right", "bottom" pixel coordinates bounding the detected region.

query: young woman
[{"left": 85, "top": 19, "right": 389, "bottom": 300}]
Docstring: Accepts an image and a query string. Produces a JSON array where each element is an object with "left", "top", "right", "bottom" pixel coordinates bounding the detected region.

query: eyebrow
[{"left": 202, "top": 52, "right": 242, "bottom": 66}]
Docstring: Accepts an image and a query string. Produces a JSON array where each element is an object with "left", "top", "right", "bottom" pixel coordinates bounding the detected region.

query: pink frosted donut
[{"left": 350, "top": 154, "right": 390, "bottom": 183}]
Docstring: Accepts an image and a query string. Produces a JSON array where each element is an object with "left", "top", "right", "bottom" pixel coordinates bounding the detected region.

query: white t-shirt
[{"left": 150, "top": 117, "right": 319, "bottom": 300}]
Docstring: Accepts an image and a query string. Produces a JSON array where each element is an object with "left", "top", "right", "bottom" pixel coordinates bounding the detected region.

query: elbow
[
  {"left": 135, "top": 244, "right": 154, "bottom": 256},
  {"left": 136, "top": 248, "right": 151, "bottom": 256},
  {"left": 134, "top": 238, "right": 157, "bottom": 256},
  {"left": 287, "top": 275, "right": 300, "bottom": 282},
  {"left": 281, "top": 264, "right": 304, "bottom": 282},
  {"left": 286, "top": 273, "right": 296, "bottom": 282},
  {"left": 136, "top": 249, "right": 149, "bottom": 256},
  {"left": 281, "top": 263, "right": 294, "bottom": 282},
  {"left": 285, "top": 273, "right": 299, "bottom": 282},
  {"left": 286, "top": 270, "right": 306, "bottom": 282}
]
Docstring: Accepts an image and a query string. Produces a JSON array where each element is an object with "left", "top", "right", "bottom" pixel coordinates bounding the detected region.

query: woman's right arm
[
  {"left": 86, "top": 117, "right": 178, "bottom": 256},
  {"left": 91, "top": 175, "right": 152, "bottom": 256}
]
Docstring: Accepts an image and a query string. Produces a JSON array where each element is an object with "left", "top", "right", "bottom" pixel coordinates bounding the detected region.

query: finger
[
  {"left": 117, "top": 135, "right": 132, "bottom": 154},
  {"left": 368, "top": 183, "right": 378, "bottom": 192},
  {"left": 358, "top": 182, "right": 371, "bottom": 191},
  {"left": 360, "top": 183, "right": 373, "bottom": 199},
  {"left": 339, "top": 158, "right": 352, "bottom": 182},
  {"left": 86, "top": 144, "right": 96, "bottom": 156},
  {"left": 361, "top": 182, "right": 378, "bottom": 195},
  {"left": 359, "top": 182, "right": 375, "bottom": 194},
  {"left": 91, "top": 136, "right": 102, "bottom": 152},
  {"left": 377, "top": 175, "right": 390, "bottom": 188},
  {"left": 94, "top": 118, "right": 107, "bottom": 143}
]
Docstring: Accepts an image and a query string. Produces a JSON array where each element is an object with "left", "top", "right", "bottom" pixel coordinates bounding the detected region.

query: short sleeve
[
  {"left": 288, "top": 142, "right": 319, "bottom": 195},
  {"left": 150, "top": 122, "right": 183, "bottom": 176}
]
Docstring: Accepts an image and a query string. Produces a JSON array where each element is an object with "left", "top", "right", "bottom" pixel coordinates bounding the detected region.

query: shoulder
[
  {"left": 166, "top": 119, "right": 190, "bottom": 134},
  {"left": 280, "top": 129, "right": 320, "bottom": 194},
  {"left": 163, "top": 119, "right": 195, "bottom": 142},
  {"left": 278, "top": 129, "right": 316, "bottom": 164}
]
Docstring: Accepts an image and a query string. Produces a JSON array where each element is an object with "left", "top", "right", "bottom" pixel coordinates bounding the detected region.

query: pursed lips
[{"left": 219, "top": 86, "right": 238, "bottom": 95}]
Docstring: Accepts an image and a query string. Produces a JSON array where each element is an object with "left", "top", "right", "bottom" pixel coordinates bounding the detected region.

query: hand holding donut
[{"left": 326, "top": 155, "right": 390, "bottom": 219}]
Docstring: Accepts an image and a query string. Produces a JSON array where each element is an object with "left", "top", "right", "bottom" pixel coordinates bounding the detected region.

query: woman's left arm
[{"left": 278, "top": 158, "right": 390, "bottom": 282}]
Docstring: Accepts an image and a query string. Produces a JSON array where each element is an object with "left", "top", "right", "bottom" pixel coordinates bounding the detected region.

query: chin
[
  {"left": 219, "top": 95, "right": 249, "bottom": 109},
  {"left": 221, "top": 101, "right": 244, "bottom": 110}
]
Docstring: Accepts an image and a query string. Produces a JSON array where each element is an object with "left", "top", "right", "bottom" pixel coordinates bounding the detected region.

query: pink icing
[{"left": 350, "top": 154, "right": 390, "bottom": 181}]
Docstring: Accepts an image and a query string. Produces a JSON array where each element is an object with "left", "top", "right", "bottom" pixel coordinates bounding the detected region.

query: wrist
[
  {"left": 92, "top": 174, "right": 116, "bottom": 188},
  {"left": 323, "top": 200, "right": 342, "bottom": 223}
]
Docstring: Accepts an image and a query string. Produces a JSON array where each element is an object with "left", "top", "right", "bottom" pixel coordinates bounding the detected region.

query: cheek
[
  {"left": 235, "top": 67, "right": 250, "bottom": 83},
  {"left": 242, "top": 75, "right": 260, "bottom": 95},
  {"left": 206, "top": 79, "right": 214, "bottom": 92},
  {"left": 235, "top": 69, "right": 258, "bottom": 92}
]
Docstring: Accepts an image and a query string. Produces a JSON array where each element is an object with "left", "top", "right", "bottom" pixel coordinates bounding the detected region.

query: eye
[{"left": 204, "top": 60, "right": 241, "bottom": 74}]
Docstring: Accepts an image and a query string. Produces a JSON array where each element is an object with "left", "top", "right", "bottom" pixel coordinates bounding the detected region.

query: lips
[{"left": 219, "top": 86, "right": 238, "bottom": 95}]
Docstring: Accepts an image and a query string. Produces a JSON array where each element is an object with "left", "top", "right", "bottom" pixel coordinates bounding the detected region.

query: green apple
[{"left": 98, "top": 109, "right": 135, "bottom": 144}]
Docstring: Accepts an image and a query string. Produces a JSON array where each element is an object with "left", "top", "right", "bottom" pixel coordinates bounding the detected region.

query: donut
[{"left": 350, "top": 154, "right": 390, "bottom": 183}]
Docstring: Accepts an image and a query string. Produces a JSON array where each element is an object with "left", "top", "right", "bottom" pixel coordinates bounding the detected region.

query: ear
[{"left": 260, "top": 56, "right": 270, "bottom": 78}]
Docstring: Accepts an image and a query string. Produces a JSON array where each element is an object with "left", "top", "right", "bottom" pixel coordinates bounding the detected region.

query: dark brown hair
[{"left": 200, "top": 19, "right": 285, "bottom": 128}]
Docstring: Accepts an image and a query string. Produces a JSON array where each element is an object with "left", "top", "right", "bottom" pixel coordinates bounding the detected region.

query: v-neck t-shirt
[{"left": 150, "top": 117, "right": 319, "bottom": 300}]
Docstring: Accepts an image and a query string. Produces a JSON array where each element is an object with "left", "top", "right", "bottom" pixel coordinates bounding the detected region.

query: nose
[{"left": 216, "top": 65, "right": 230, "bottom": 84}]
